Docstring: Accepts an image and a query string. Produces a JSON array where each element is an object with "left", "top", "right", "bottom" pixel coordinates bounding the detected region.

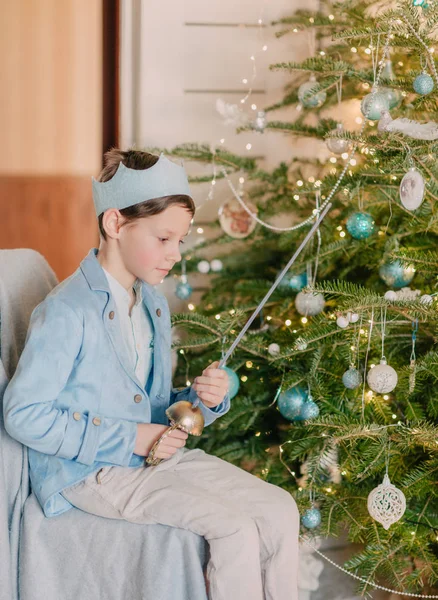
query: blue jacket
[{"left": 3, "top": 248, "right": 231, "bottom": 518}]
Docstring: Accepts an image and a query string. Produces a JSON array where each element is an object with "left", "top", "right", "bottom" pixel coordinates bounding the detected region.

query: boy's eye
[
  {"left": 179, "top": 240, "right": 185, "bottom": 245},
  {"left": 158, "top": 238, "right": 169, "bottom": 242}
]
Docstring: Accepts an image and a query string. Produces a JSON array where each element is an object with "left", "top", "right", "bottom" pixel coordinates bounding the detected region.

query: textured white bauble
[
  {"left": 420, "top": 294, "right": 433, "bottom": 305},
  {"left": 348, "top": 312, "right": 360, "bottom": 323},
  {"left": 197, "top": 260, "right": 210, "bottom": 274},
  {"left": 399, "top": 167, "right": 425, "bottom": 211},
  {"left": 384, "top": 290, "right": 398, "bottom": 301},
  {"left": 210, "top": 259, "right": 223, "bottom": 272},
  {"left": 336, "top": 315, "right": 349, "bottom": 329},
  {"left": 295, "top": 291, "right": 326, "bottom": 316},
  {"left": 268, "top": 343, "right": 281, "bottom": 356},
  {"left": 367, "top": 358, "right": 398, "bottom": 393},
  {"left": 296, "top": 338, "right": 308, "bottom": 351},
  {"left": 367, "top": 473, "right": 406, "bottom": 530}
]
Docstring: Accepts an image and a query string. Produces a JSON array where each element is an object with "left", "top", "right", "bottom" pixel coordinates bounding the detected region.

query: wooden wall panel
[{"left": 0, "top": 177, "right": 99, "bottom": 281}]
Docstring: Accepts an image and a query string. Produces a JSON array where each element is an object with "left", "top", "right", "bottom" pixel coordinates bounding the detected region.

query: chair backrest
[{"left": 0, "top": 249, "right": 57, "bottom": 600}]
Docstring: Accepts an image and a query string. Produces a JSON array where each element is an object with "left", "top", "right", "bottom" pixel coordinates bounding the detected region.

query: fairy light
[
  {"left": 246, "top": 361, "right": 253, "bottom": 368},
  {"left": 188, "top": 303, "right": 195, "bottom": 311},
  {"left": 294, "top": 194, "right": 300, "bottom": 200},
  {"left": 251, "top": 103, "right": 257, "bottom": 110},
  {"left": 197, "top": 227, "right": 204, "bottom": 234},
  {"left": 179, "top": 349, "right": 185, "bottom": 354},
  {"left": 297, "top": 180, "right": 304, "bottom": 187},
  {"left": 241, "top": 375, "right": 248, "bottom": 382},
  {"left": 215, "top": 314, "right": 221, "bottom": 320},
  {"left": 301, "top": 317, "right": 308, "bottom": 324},
  {"left": 383, "top": 395, "right": 389, "bottom": 400},
  {"left": 350, "top": 159, "right": 357, "bottom": 166},
  {"left": 285, "top": 319, "right": 292, "bottom": 326},
  {"left": 341, "top": 152, "right": 349, "bottom": 160},
  {"left": 229, "top": 308, "right": 235, "bottom": 315},
  {"left": 266, "top": 315, "right": 272, "bottom": 321},
  {"left": 186, "top": 380, "right": 191, "bottom": 386},
  {"left": 330, "top": 157, "right": 337, "bottom": 163},
  {"left": 340, "top": 231, "right": 346, "bottom": 237},
  {"left": 246, "top": 143, "right": 252, "bottom": 150},
  {"left": 351, "top": 47, "right": 357, "bottom": 53},
  {"left": 328, "top": 14, "right": 334, "bottom": 20}
]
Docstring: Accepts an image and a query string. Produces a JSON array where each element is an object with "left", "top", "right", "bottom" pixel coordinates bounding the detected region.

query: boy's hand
[
  {"left": 192, "top": 360, "right": 229, "bottom": 408},
  {"left": 134, "top": 423, "right": 188, "bottom": 460}
]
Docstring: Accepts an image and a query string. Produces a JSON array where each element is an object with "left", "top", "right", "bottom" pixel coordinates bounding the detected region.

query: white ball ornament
[
  {"left": 336, "top": 315, "right": 349, "bottom": 329},
  {"left": 399, "top": 167, "right": 425, "bottom": 211},
  {"left": 348, "top": 312, "right": 359, "bottom": 323},
  {"left": 420, "top": 294, "right": 433, "bottom": 305},
  {"left": 296, "top": 338, "right": 308, "bottom": 351},
  {"left": 197, "top": 260, "right": 210, "bottom": 274},
  {"left": 268, "top": 343, "right": 280, "bottom": 356},
  {"left": 295, "top": 291, "right": 325, "bottom": 316},
  {"left": 384, "top": 290, "right": 398, "bottom": 301},
  {"left": 367, "top": 358, "right": 398, "bottom": 394},
  {"left": 210, "top": 259, "right": 223, "bottom": 272}
]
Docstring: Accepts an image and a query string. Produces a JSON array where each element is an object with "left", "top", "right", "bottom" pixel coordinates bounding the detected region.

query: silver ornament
[
  {"left": 295, "top": 338, "right": 308, "bottom": 351},
  {"left": 367, "top": 473, "right": 406, "bottom": 530},
  {"left": 399, "top": 167, "right": 425, "bottom": 211},
  {"left": 268, "top": 343, "right": 280, "bottom": 356},
  {"left": 367, "top": 358, "right": 398, "bottom": 394},
  {"left": 295, "top": 291, "right": 325, "bottom": 316},
  {"left": 298, "top": 76, "right": 327, "bottom": 108},
  {"left": 348, "top": 312, "right": 359, "bottom": 323},
  {"left": 336, "top": 315, "right": 349, "bottom": 329},
  {"left": 326, "top": 123, "right": 352, "bottom": 155},
  {"left": 342, "top": 367, "right": 362, "bottom": 389},
  {"left": 361, "top": 89, "right": 389, "bottom": 121},
  {"left": 384, "top": 290, "right": 398, "bottom": 301},
  {"left": 197, "top": 260, "right": 210, "bottom": 274},
  {"left": 210, "top": 259, "right": 223, "bottom": 272},
  {"left": 420, "top": 294, "right": 433, "bottom": 305}
]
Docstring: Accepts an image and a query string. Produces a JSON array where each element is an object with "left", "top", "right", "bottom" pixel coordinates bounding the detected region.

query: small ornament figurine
[
  {"left": 399, "top": 167, "right": 425, "bottom": 211},
  {"left": 277, "top": 386, "right": 308, "bottom": 421},
  {"left": 346, "top": 212, "right": 375, "bottom": 240},
  {"left": 252, "top": 110, "right": 267, "bottom": 133},
  {"left": 367, "top": 473, "right": 406, "bottom": 530},
  {"left": 298, "top": 75, "right": 327, "bottom": 108},
  {"left": 413, "top": 71, "right": 434, "bottom": 95},
  {"left": 218, "top": 196, "right": 258, "bottom": 239},
  {"left": 361, "top": 88, "right": 389, "bottom": 121},
  {"left": 342, "top": 366, "right": 362, "bottom": 389},
  {"left": 301, "top": 507, "right": 322, "bottom": 529},
  {"left": 295, "top": 291, "right": 325, "bottom": 316},
  {"left": 379, "top": 260, "right": 415, "bottom": 288},
  {"left": 326, "top": 123, "right": 352, "bottom": 155},
  {"left": 367, "top": 358, "right": 398, "bottom": 393}
]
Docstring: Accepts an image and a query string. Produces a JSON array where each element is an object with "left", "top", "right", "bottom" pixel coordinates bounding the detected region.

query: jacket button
[
  {"left": 156, "top": 308, "right": 161, "bottom": 317},
  {"left": 92, "top": 417, "right": 101, "bottom": 426},
  {"left": 134, "top": 394, "right": 142, "bottom": 403},
  {"left": 73, "top": 412, "right": 81, "bottom": 421},
  {"left": 109, "top": 311, "right": 115, "bottom": 320}
]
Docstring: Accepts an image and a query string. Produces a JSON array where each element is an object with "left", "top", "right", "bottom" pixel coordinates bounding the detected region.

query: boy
[{"left": 3, "top": 148, "right": 299, "bottom": 600}]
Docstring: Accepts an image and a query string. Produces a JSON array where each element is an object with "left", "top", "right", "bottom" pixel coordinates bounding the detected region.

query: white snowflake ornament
[{"left": 367, "top": 473, "right": 406, "bottom": 530}]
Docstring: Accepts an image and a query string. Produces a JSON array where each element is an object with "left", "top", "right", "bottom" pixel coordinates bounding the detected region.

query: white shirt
[{"left": 102, "top": 267, "right": 154, "bottom": 389}]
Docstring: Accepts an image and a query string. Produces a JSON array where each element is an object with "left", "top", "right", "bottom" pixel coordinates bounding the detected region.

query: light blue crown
[{"left": 92, "top": 152, "right": 192, "bottom": 217}]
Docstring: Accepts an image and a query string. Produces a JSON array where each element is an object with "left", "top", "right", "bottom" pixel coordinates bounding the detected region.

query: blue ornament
[
  {"left": 346, "top": 212, "right": 375, "bottom": 240},
  {"left": 278, "top": 386, "right": 308, "bottom": 421},
  {"left": 289, "top": 272, "right": 308, "bottom": 292},
  {"left": 379, "top": 260, "right": 415, "bottom": 288},
  {"left": 360, "top": 90, "right": 389, "bottom": 120},
  {"left": 222, "top": 366, "right": 240, "bottom": 399},
  {"left": 300, "top": 400, "right": 320, "bottom": 420},
  {"left": 175, "top": 281, "right": 193, "bottom": 300},
  {"left": 342, "top": 367, "right": 362, "bottom": 389},
  {"left": 298, "top": 78, "right": 326, "bottom": 108},
  {"left": 380, "top": 87, "right": 402, "bottom": 110},
  {"left": 301, "top": 507, "right": 322, "bottom": 529},
  {"left": 413, "top": 72, "right": 434, "bottom": 95}
]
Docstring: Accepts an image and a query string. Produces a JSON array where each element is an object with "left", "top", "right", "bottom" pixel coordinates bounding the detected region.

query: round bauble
[
  {"left": 342, "top": 367, "right": 362, "bottom": 389},
  {"left": 218, "top": 197, "right": 258, "bottom": 239},
  {"left": 399, "top": 167, "right": 425, "bottom": 211},
  {"left": 210, "top": 259, "right": 223, "bottom": 272},
  {"left": 326, "top": 123, "right": 352, "bottom": 156},
  {"left": 367, "top": 358, "right": 398, "bottom": 394},
  {"left": 197, "top": 260, "right": 210, "bottom": 274},
  {"left": 301, "top": 508, "right": 322, "bottom": 529},
  {"left": 360, "top": 90, "right": 389, "bottom": 121},
  {"left": 346, "top": 212, "right": 375, "bottom": 240},
  {"left": 175, "top": 282, "right": 193, "bottom": 300},
  {"left": 295, "top": 291, "right": 325, "bottom": 316},
  {"left": 384, "top": 290, "right": 398, "bottom": 301},
  {"left": 336, "top": 315, "right": 349, "bottom": 329},
  {"left": 268, "top": 343, "right": 281, "bottom": 356},
  {"left": 277, "top": 386, "right": 308, "bottom": 421},
  {"left": 288, "top": 272, "right": 308, "bottom": 292},
  {"left": 379, "top": 261, "right": 415, "bottom": 288},
  {"left": 413, "top": 72, "right": 434, "bottom": 95},
  {"left": 298, "top": 76, "right": 327, "bottom": 108},
  {"left": 300, "top": 400, "right": 320, "bottom": 420}
]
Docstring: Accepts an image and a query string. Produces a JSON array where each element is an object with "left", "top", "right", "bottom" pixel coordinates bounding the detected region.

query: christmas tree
[{"left": 149, "top": 0, "right": 438, "bottom": 595}]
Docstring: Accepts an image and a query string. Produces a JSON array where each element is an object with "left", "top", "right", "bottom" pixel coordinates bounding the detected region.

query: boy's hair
[{"left": 97, "top": 148, "right": 196, "bottom": 240}]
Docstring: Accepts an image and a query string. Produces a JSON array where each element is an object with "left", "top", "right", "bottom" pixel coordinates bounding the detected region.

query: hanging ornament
[
  {"left": 210, "top": 259, "right": 223, "bottom": 272},
  {"left": 420, "top": 294, "right": 433, "bottom": 305},
  {"left": 379, "top": 59, "right": 402, "bottom": 110},
  {"left": 384, "top": 290, "right": 398, "bottom": 301},
  {"left": 347, "top": 312, "right": 359, "bottom": 323},
  {"left": 399, "top": 167, "right": 425, "bottom": 211},
  {"left": 277, "top": 386, "right": 308, "bottom": 421},
  {"left": 346, "top": 212, "right": 375, "bottom": 240},
  {"left": 175, "top": 280, "right": 192, "bottom": 300},
  {"left": 222, "top": 366, "right": 240, "bottom": 399},
  {"left": 301, "top": 507, "right": 322, "bottom": 529},
  {"left": 367, "top": 358, "right": 398, "bottom": 393},
  {"left": 336, "top": 315, "right": 349, "bottom": 329},
  {"left": 413, "top": 72, "right": 434, "bottom": 95},
  {"left": 300, "top": 399, "right": 320, "bottom": 420},
  {"left": 325, "top": 123, "right": 352, "bottom": 156},
  {"left": 342, "top": 367, "right": 362, "bottom": 389},
  {"left": 197, "top": 260, "right": 210, "bottom": 274},
  {"left": 268, "top": 343, "right": 280, "bottom": 356},
  {"left": 367, "top": 473, "right": 406, "bottom": 530},
  {"left": 295, "top": 337, "right": 308, "bottom": 351},
  {"left": 379, "top": 260, "right": 415, "bottom": 288},
  {"left": 288, "top": 272, "right": 308, "bottom": 292},
  {"left": 409, "top": 319, "right": 418, "bottom": 394},
  {"left": 252, "top": 110, "right": 267, "bottom": 133},
  {"left": 298, "top": 75, "right": 327, "bottom": 108},
  {"left": 361, "top": 88, "right": 389, "bottom": 121},
  {"left": 295, "top": 291, "right": 325, "bottom": 317},
  {"left": 218, "top": 196, "right": 257, "bottom": 239}
]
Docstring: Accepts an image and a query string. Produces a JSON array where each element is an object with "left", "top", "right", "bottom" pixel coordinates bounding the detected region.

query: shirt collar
[{"left": 102, "top": 267, "right": 143, "bottom": 307}]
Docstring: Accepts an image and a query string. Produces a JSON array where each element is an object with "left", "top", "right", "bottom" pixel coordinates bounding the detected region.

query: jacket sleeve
[
  {"left": 169, "top": 384, "right": 231, "bottom": 427},
  {"left": 3, "top": 296, "right": 137, "bottom": 467}
]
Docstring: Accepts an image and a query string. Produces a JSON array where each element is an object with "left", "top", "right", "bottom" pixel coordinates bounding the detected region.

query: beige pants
[{"left": 61, "top": 446, "right": 300, "bottom": 600}]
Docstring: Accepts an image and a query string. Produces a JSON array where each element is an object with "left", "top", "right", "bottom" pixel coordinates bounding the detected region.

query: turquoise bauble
[
  {"left": 298, "top": 79, "right": 326, "bottom": 108},
  {"left": 301, "top": 508, "right": 322, "bottom": 529},
  {"left": 222, "top": 366, "right": 240, "bottom": 399},
  {"left": 413, "top": 73, "right": 434, "bottom": 95},
  {"left": 300, "top": 400, "right": 320, "bottom": 420},
  {"left": 289, "top": 272, "right": 308, "bottom": 292},
  {"left": 379, "top": 260, "right": 415, "bottom": 288},
  {"left": 175, "top": 282, "right": 193, "bottom": 300},
  {"left": 342, "top": 367, "right": 362, "bottom": 389},
  {"left": 278, "top": 386, "right": 308, "bottom": 421},
  {"left": 360, "top": 91, "right": 389, "bottom": 120},
  {"left": 346, "top": 212, "right": 375, "bottom": 240},
  {"left": 379, "top": 86, "right": 402, "bottom": 109}
]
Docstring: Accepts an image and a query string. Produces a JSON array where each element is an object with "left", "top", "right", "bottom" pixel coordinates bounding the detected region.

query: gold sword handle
[{"left": 145, "top": 422, "right": 180, "bottom": 466}]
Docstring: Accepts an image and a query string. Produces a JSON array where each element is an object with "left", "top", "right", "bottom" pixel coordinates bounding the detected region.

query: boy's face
[{"left": 118, "top": 204, "right": 193, "bottom": 285}]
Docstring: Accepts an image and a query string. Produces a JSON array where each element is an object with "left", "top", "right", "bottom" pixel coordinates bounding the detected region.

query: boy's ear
[{"left": 101, "top": 209, "right": 125, "bottom": 240}]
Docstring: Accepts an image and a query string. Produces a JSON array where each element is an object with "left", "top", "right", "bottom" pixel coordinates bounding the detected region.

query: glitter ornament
[
  {"left": 300, "top": 400, "right": 320, "bottom": 420},
  {"left": 399, "top": 167, "right": 425, "bottom": 211},
  {"left": 301, "top": 508, "right": 322, "bottom": 529},
  {"left": 336, "top": 315, "right": 349, "bottom": 329},
  {"left": 289, "top": 272, "right": 308, "bottom": 292},
  {"left": 342, "top": 367, "right": 362, "bottom": 389},
  {"left": 367, "top": 358, "right": 398, "bottom": 394},
  {"left": 295, "top": 291, "right": 325, "bottom": 316},
  {"left": 326, "top": 123, "right": 352, "bottom": 155},
  {"left": 222, "top": 366, "right": 240, "bottom": 399},
  {"left": 210, "top": 259, "right": 223, "bottom": 272},
  {"left": 347, "top": 312, "right": 359, "bottom": 323},
  {"left": 268, "top": 343, "right": 281, "bottom": 356},
  {"left": 379, "top": 60, "right": 402, "bottom": 110},
  {"left": 346, "top": 212, "right": 375, "bottom": 240},
  {"left": 218, "top": 197, "right": 257, "bottom": 239},
  {"left": 367, "top": 473, "right": 406, "bottom": 530},
  {"left": 384, "top": 290, "right": 398, "bottom": 301},
  {"left": 360, "top": 89, "right": 389, "bottom": 121},
  {"left": 379, "top": 260, "right": 415, "bottom": 288},
  {"left": 295, "top": 338, "right": 308, "bottom": 351},
  {"left": 298, "top": 75, "right": 327, "bottom": 108},
  {"left": 420, "top": 294, "right": 433, "bottom": 305},
  {"left": 175, "top": 281, "right": 192, "bottom": 300},
  {"left": 197, "top": 260, "right": 210, "bottom": 274},
  {"left": 277, "top": 386, "right": 308, "bottom": 421},
  {"left": 413, "top": 72, "right": 434, "bottom": 95},
  {"left": 252, "top": 110, "right": 266, "bottom": 133}
]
